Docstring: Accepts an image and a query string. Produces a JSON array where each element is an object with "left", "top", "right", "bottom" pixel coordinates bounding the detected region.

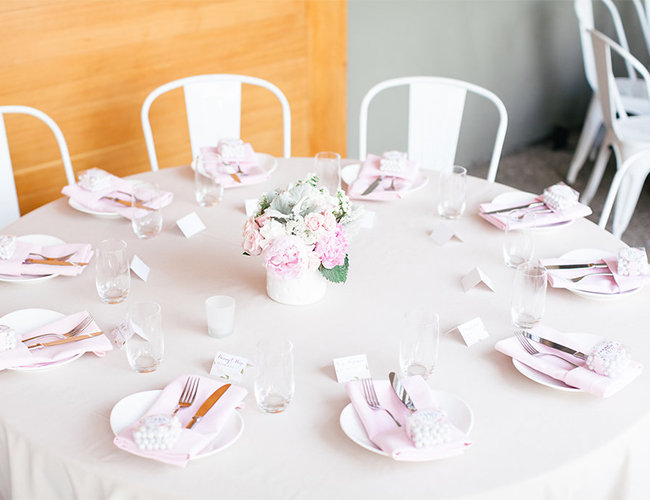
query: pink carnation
[
  {"left": 262, "top": 235, "right": 308, "bottom": 279},
  {"left": 242, "top": 218, "right": 264, "bottom": 256},
  {"left": 314, "top": 224, "right": 348, "bottom": 269}
]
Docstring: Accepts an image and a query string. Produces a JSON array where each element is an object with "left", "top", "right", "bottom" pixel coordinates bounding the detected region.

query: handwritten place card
[
  {"left": 456, "top": 317, "right": 489, "bottom": 347},
  {"left": 245, "top": 198, "right": 259, "bottom": 218},
  {"left": 333, "top": 354, "right": 371, "bottom": 383},
  {"left": 210, "top": 351, "right": 249, "bottom": 382},
  {"left": 108, "top": 321, "right": 130, "bottom": 349},
  {"left": 360, "top": 211, "right": 376, "bottom": 229},
  {"left": 461, "top": 267, "right": 496, "bottom": 293},
  {"left": 176, "top": 212, "right": 206, "bottom": 238},
  {"left": 429, "top": 223, "right": 464, "bottom": 246},
  {"left": 130, "top": 255, "right": 150, "bottom": 282}
]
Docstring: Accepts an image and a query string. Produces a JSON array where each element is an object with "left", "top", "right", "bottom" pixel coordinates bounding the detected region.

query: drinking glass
[
  {"left": 511, "top": 262, "right": 547, "bottom": 329},
  {"left": 131, "top": 182, "right": 163, "bottom": 239},
  {"left": 95, "top": 239, "right": 130, "bottom": 304},
  {"left": 503, "top": 210, "right": 536, "bottom": 268},
  {"left": 255, "top": 337, "right": 294, "bottom": 413},
  {"left": 314, "top": 152, "right": 341, "bottom": 194},
  {"left": 437, "top": 166, "right": 467, "bottom": 219},
  {"left": 126, "top": 301, "right": 164, "bottom": 373},
  {"left": 205, "top": 295, "right": 236, "bottom": 338},
  {"left": 195, "top": 155, "right": 224, "bottom": 207},
  {"left": 399, "top": 309, "right": 440, "bottom": 379}
]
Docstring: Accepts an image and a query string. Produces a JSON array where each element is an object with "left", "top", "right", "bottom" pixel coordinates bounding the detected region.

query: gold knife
[
  {"left": 225, "top": 162, "right": 242, "bottom": 183},
  {"left": 24, "top": 259, "right": 89, "bottom": 266},
  {"left": 26, "top": 330, "right": 104, "bottom": 350},
  {"left": 101, "top": 196, "right": 156, "bottom": 211},
  {"left": 186, "top": 384, "right": 231, "bottom": 429}
]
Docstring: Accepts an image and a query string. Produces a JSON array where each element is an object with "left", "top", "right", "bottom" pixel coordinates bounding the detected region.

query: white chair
[
  {"left": 589, "top": 29, "right": 650, "bottom": 238},
  {"left": 358, "top": 76, "right": 507, "bottom": 183},
  {"left": 0, "top": 105, "right": 75, "bottom": 229},
  {"left": 568, "top": 0, "right": 650, "bottom": 198},
  {"left": 632, "top": 0, "right": 650, "bottom": 59},
  {"left": 141, "top": 74, "right": 291, "bottom": 171}
]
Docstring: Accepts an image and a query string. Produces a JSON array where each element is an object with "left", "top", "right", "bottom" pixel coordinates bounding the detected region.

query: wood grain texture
[{"left": 0, "top": 0, "right": 347, "bottom": 215}]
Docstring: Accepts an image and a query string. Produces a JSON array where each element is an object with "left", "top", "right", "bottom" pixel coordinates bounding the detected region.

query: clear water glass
[
  {"left": 126, "top": 301, "right": 164, "bottom": 373},
  {"left": 314, "top": 151, "right": 341, "bottom": 194},
  {"left": 503, "top": 209, "right": 536, "bottom": 268},
  {"left": 400, "top": 309, "right": 440, "bottom": 379},
  {"left": 131, "top": 182, "right": 163, "bottom": 239},
  {"left": 195, "top": 155, "right": 224, "bottom": 207},
  {"left": 255, "top": 337, "right": 294, "bottom": 413},
  {"left": 437, "top": 166, "right": 467, "bottom": 219},
  {"left": 511, "top": 262, "right": 547, "bottom": 329},
  {"left": 95, "top": 239, "right": 130, "bottom": 304}
]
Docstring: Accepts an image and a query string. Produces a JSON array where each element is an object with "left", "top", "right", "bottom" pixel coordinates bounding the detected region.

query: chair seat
[
  {"left": 616, "top": 115, "right": 650, "bottom": 145},
  {"left": 616, "top": 77, "right": 650, "bottom": 114}
]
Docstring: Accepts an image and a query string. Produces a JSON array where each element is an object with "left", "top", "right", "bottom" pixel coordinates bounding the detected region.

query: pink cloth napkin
[
  {"left": 0, "top": 241, "right": 94, "bottom": 277},
  {"left": 347, "top": 154, "right": 419, "bottom": 201},
  {"left": 114, "top": 375, "right": 247, "bottom": 467},
  {"left": 495, "top": 325, "right": 643, "bottom": 398},
  {"left": 200, "top": 144, "right": 269, "bottom": 189},
  {"left": 345, "top": 376, "right": 471, "bottom": 461},
  {"left": 61, "top": 170, "right": 173, "bottom": 220},
  {"left": 540, "top": 255, "right": 650, "bottom": 294},
  {"left": 478, "top": 196, "right": 592, "bottom": 230},
  {"left": 0, "top": 311, "right": 111, "bottom": 371}
]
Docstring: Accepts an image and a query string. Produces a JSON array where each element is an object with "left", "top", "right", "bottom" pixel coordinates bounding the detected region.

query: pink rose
[
  {"left": 305, "top": 212, "right": 324, "bottom": 232},
  {"left": 322, "top": 211, "right": 337, "bottom": 231},
  {"left": 314, "top": 224, "right": 348, "bottom": 269},
  {"left": 262, "top": 235, "right": 308, "bottom": 279},
  {"left": 242, "top": 218, "right": 264, "bottom": 256}
]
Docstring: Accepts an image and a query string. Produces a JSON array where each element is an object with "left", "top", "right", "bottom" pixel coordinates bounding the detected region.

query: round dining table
[{"left": 0, "top": 158, "right": 649, "bottom": 500}]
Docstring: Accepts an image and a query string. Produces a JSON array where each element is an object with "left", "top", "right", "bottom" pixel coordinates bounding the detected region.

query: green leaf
[{"left": 319, "top": 255, "right": 349, "bottom": 284}]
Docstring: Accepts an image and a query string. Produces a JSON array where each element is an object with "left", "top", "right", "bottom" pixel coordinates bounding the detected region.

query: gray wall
[{"left": 347, "top": 0, "right": 649, "bottom": 168}]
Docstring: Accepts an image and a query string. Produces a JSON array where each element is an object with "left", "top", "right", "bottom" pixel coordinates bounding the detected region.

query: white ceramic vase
[{"left": 266, "top": 269, "right": 327, "bottom": 305}]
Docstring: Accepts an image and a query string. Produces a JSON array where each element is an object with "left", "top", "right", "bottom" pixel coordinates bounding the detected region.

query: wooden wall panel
[{"left": 0, "top": 0, "right": 347, "bottom": 215}]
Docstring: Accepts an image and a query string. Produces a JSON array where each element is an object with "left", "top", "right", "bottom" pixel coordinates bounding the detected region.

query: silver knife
[
  {"left": 389, "top": 372, "right": 417, "bottom": 412},
  {"left": 544, "top": 262, "right": 608, "bottom": 270},
  {"left": 362, "top": 176, "right": 384, "bottom": 196},
  {"left": 482, "top": 201, "right": 545, "bottom": 215},
  {"left": 523, "top": 331, "right": 588, "bottom": 360}
]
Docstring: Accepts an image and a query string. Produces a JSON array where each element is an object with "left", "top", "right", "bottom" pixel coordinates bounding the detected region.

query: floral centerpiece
[{"left": 242, "top": 175, "right": 363, "bottom": 304}]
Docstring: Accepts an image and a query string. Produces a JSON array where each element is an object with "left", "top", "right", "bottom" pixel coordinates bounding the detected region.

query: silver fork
[
  {"left": 361, "top": 378, "right": 401, "bottom": 427},
  {"left": 515, "top": 331, "right": 579, "bottom": 368},
  {"left": 21, "top": 315, "right": 94, "bottom": 343},
  {"left": 28, "top": 251, "right": 77, "bottom": 262},
  {"left": 172, "top": 377, "right": 200, "bottom": 415},
  {"left": 569, "top": 272, "right": 614, "bottom": 283}
]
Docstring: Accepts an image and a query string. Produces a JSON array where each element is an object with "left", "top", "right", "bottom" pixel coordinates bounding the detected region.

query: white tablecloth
[{"left": 0, "top": 159, "right": 649, "bottom": 500}]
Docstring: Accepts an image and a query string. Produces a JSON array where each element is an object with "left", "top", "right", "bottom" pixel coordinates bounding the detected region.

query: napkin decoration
[
  {"left": 217, "top": 138, "right": 246, "bottom": 160},
  {"left": 586, "top": 341, "right": 631, "bottom": 378},
  {"left": 78, "top": 168, "right": 112, "bottom": 192},
  {"left": 347, "top": 153, "right": 419, "bottom": 201},
  {"left": 543, "top": 182, "right": 579, "bottom": 212},
  {"left": 133, "top": 415, "right": 182, "bottom": 451},
  {"left": 617, "top": 247, "right": 650, "bottom": 277},
  {"left": 199, "top": 142, "right": 269, "bottom": 189},
  {"left": 406, "top": 409, "right": 452, "bottom": 448},
  {"left": 0, "top": 236, "right": 17, "bottom": 260},
  {"left": 0, "top": 325, "right": 16, "bottom": 352},
  {"left": 379, "top": 150, "right": 407, "bottom": 173}
]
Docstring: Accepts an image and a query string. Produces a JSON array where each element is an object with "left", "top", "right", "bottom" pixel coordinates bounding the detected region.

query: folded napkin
[
  {"left": 0, "top": 311, "right": 111, "bottom": 371},
  {"left": 0, "top": 241, "right": 94, "bottom": 277},
  {"left": 114, "top": 375, "right": 247, "bottom": 467},
  {"left": 495, "top": 325, "right": 643, "bottom": 397},
  {"left": 540, "top": 255, "right": 650, "bottom": 294},
  {"left": 347, "top": 154, "right": 419, "bottom": 201},
  {"left": 200, "top": 144, "right": 269, "bottom": 189},
  {"left": 62, "top": 169, "right": 173, "bottom": 220},
  {"left": 478, "top": 195, "right": 592, "bottom": 230},
  {"left": 345, "top": 376, "right": 471, "bottom": 461}
]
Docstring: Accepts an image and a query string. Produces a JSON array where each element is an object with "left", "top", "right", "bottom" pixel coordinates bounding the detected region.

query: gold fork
[
  {"left": 21, "top": 315, "right": 93, "bottom": 344},
  {"left": 28, "top": 251, "right": 77, "bottom": 262},
  {"left": 172, "top": 377, "right": 200, "bottom": 415}
]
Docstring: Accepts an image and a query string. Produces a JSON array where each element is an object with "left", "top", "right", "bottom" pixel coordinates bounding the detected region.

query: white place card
[
  {"left": 176, "top": 212, "right": 206, "bottom": 238},
  {"left": 429, "top": 223, "right": 464, "bottom": 246},
  {"left": 360, "top": 211, "right": 376, "bottom": 229},
  {"left": 456, "top": 317, "right": 489, "bottom": 347},
  {"left": 333, "top": 354, "right": 371, "bottom": 383},
  {"left": 461, "top": 266, "right": 496, "bottom": 293},
  {"left": 130, "top": 255, "right": 150, "bottom": 282},
  {"left": 128, "top": 319, "right": 149, "bottom": 341},
  {"left": 245, "top": 198, "right": 259, "bottom": 217},
  {"left": 210, "top": 351, "right": 249, "bottom": 382}
]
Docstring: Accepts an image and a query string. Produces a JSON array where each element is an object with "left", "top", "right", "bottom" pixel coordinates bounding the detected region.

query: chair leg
[
  {"left": 567, "top": 96, "right": 602, "bottom": 184},
  {"left": 581, "top": 137, "right": 612, "bottom": 205},
  {"left": 611, "top": 167, "right": 649, "bottom": 238}
]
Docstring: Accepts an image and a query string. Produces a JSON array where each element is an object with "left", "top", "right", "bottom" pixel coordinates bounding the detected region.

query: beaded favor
[
  {"left": 0, "top": 235, "right": 17, "bottom": 260},
  {"left": 617, "top": 247, "right": 649, "bottom": 277},
  {"left": 586, "top": 341, "right": 631, "bottom": 378},
  {"left": 218, "top": 138, "right": 246, "bottom": 160},
  {"left": 379, "top": 151, "right": 407, "bottom": 174},
  {"left": 77, "top": 168, "right": 112, "bottom": 192},
  {"left": 543, "top": 182, "right": 579, "bottom": 212},
  {"left": 132, "top": 414, "right": 182, "bottom": 451},
  {"left": 0, "top": 325, "right": 17, "bottom": 352},
  {"left": 406, "top": 409, "right": 452, "bottom": 448}
]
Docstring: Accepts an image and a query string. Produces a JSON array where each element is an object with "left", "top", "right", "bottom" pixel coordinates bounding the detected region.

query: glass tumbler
[
  {"left": 437, "top": 166, "right": 467, "bottom": 219},
  {"left": 400, "top": 309, "right": 440, "bottom": 379},
  {"left": 195, "top": 155, "right": 225, "bottom": 207},
  {"left": 511, "top": 262, "right": 547, "bottom": 329},
  {"left": 131, "top": 182, "right": 163, "bottom": 239},
  {"left": 255, "top": 337, "right": 294, "bottom": 413},
  {"left": 503, "top": 209, "right": 536, "bottom": 268},
  {"left": 95, "top": 239, "right": 130, "bottom": 304},
  {"left": 126, "top": 301, "right": 164, "bottom": 373},
  {"left": 314, "top": 151, "right": 341, "bottom": 194}
]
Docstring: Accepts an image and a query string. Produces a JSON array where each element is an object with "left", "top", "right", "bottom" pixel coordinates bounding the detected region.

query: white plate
[
  {"left": 0, "top": 308, "right": 83, "bottom": 372},
  {"left": 512, "top": 359, "right": 581, "bottom": 392},
  {"left": 110, "top": 390, "right": 245, "bottom": 459},
  {"left": 0, "top": 235, "right": 66, "bottom": 284},
  {"left": 491, "top": 192, "right": 574, "bottom": 232},
  {"left": 339, "top": 390, "right": 473, "bottom": 458},
  {"left": 341, "top": 164, "right": 429, "bottom": 195}
]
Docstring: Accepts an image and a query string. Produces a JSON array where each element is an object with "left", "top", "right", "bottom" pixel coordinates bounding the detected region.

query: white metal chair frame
[
  {"left": 359, "top": 76, "right": 507, "bottom": 183},
  {"left": 141, "top": 74, "right": 291, "bottom": 171},
  {"left": 0, "top": 105, "right": 75, "bottom": 229}
]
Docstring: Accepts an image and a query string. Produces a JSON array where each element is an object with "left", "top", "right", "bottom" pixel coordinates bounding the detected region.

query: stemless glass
[
  {"left": 195, "top": 155, "right": 225, "bottom": 207},
  {"left": 205, "top": 295, "right": 236, "bottom": 339},
  {"left": 131, "top": 182, "right": 163, "bottom": 239},
  {"left": 314, "top": 151, "right": 341, "bottom": 194},
  {"left": 95, "top": 239, "right": 130, "bottom": 304},
  {"left": 126, "top": 301, "right": 164, "bottom": 373},
  {"left": 503, "top": 209, "right": 536, "bottom": 268},
  {"left": 255, "top": 337, "right": 294, "bottom": 413},
  {"left": 511, "top": 262, "right": 547, "bottom": 329},
  {"left": 437, "top": 166, "right": 467, "bottom": 219},
  {"left": 400, "top": 309, "right": 440, "bottom": 379}
]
